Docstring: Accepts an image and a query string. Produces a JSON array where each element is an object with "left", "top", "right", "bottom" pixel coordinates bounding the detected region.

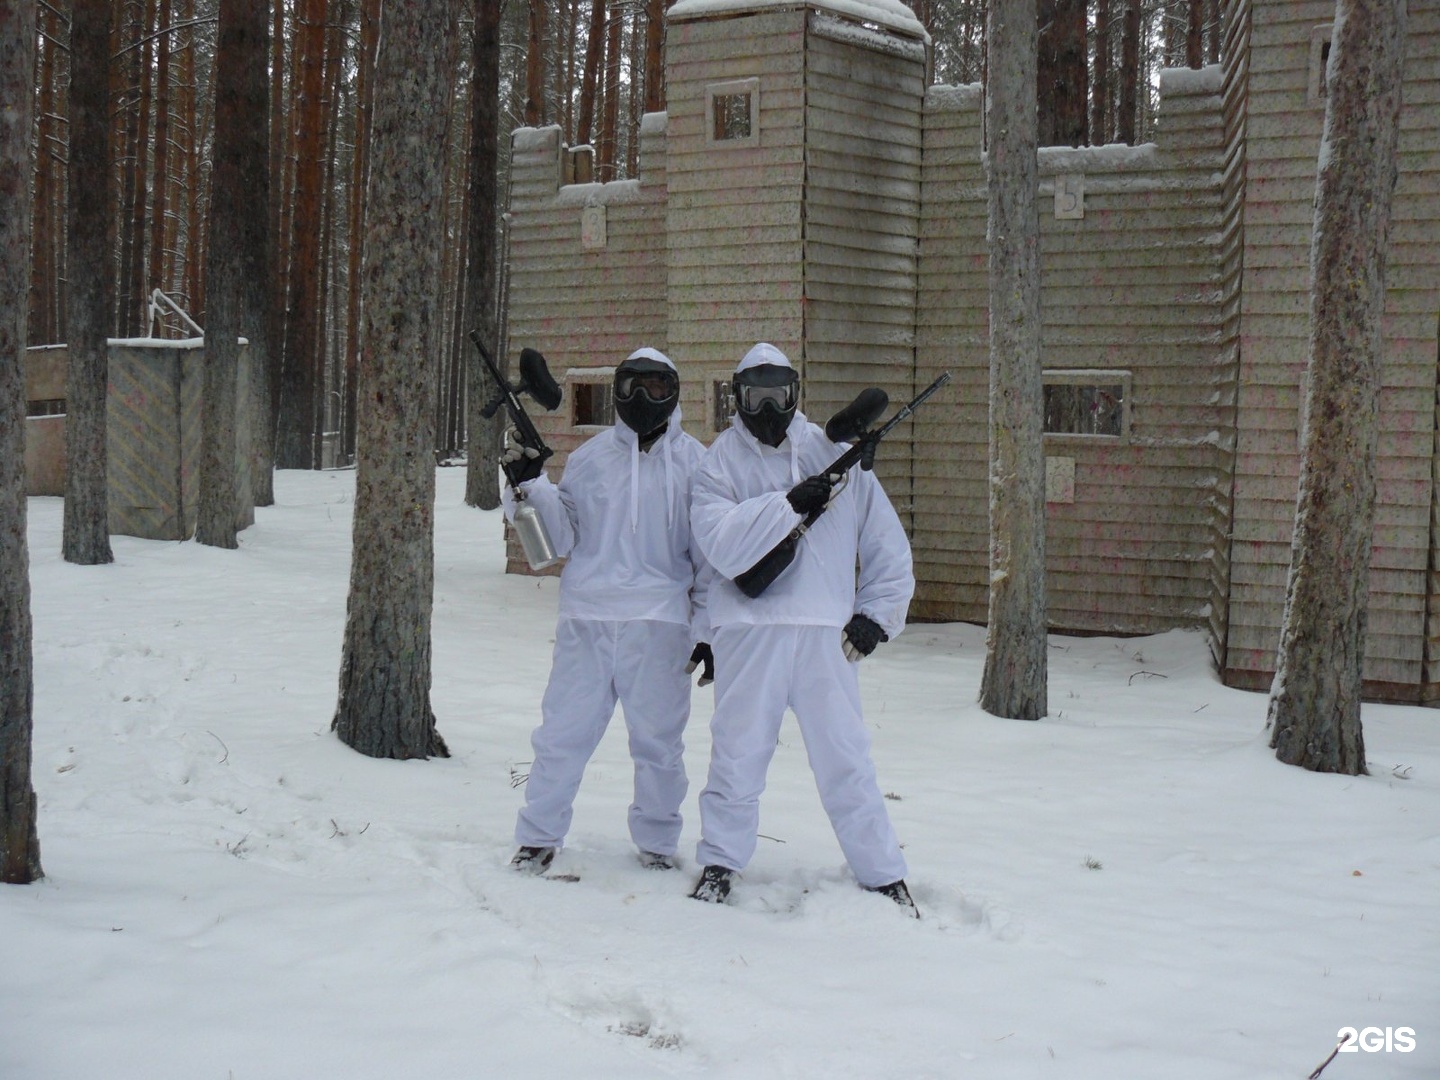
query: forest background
[{"left": 22, "top": 0, "right": 1224, "bottom": 472}]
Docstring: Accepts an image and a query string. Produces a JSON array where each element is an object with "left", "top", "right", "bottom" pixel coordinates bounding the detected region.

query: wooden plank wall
[
  {"left": 23, "top": 342, "right": 252, "bottom": 539},
  {"left": 502, "top": 121, "right": 669, "bottom": 573},
  {"left": 802, "top": 13, "right": 926, "bottom": 526},
  {"left": 1408, "top": 3, "right": 1440, "bottom": 700},
  {"left": 22, "top": 346, "right": 66, "bottom": 495},
  {"left": 107, "top": 341, "right": 254, "bottom": 540},
  {"left": 504, "top": 122, "right": 669, "bottom": 469},
  {"left": 665, "top": 9, "right": 807, "bottom": 430},
  {"left": 1038, "top": 76, "right": 1231, "bottom": 636},
  {"left": 913, "top": 78, "right": 1231, "bottom": 635},
  {"left": 1224, "top": 0, "right": 1440, "bottom": 698},
  {"left": 501, "top": 0, "right": 1439, "bottom": 691},
  {"left": 913, "top": 84, "right": 989, "bottom": 622}
]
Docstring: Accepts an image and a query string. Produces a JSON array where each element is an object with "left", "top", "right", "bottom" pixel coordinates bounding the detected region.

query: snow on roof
[
  {"left": 556, "top": 179, "right": 644, "bottom": 207},
  {"left": 926, "top": 83, "right": 983, "bottom": 109},
  {"left": 1158, "top": 63, "right": 1225, "bottom": 96},
  {"left": 511, "top": 125, "right": 562, "bottom": 152},
  {"left": 1037, "top": 141, "right": 1161, "bottom": 172},
  {"left": 668, "top": 0, "right": 925, "bottom": 40}
]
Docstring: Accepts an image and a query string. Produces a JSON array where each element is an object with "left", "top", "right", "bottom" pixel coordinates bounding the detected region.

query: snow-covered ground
[{"left": 4, "top": 467, "right": 1437, "bottom": 1079}]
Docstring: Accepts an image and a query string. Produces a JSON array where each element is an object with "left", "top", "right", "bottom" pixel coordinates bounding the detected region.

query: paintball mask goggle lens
[
  {"left": 735, "top": 380, "right": 797, "bottom": 413},
  {"left": 616, "top": 370, "right": 678, "bottom": 403}
]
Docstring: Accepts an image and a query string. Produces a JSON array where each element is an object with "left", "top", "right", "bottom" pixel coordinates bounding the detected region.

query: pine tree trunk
[
  {"left": 599, "top": 2, "right": 622, "bottom": 179},
  {"left": 1266, "top": 0, "right": 1407, "bottom": 776},
  {"left": 148, "top": 0, "right": 173, "bottom": 302},
  {"left": 1187, "top": 0, "right": 1204, "bottom": 68},
  {"left": 313, "top": 10, "right": 344, "bottom": 469},
  {"left": 464, "top": 0, "right": 503, "bottom": 510},
  {"left": 63, "top": 0, "right": 116, "bottom": 566},
  {"left": 643, "top": 0, "right": 664, "bottom": 114},
  {"left": 276, "top": 0, "right": 327, "bottom": 469},
  {"left": 199, "top": 0, "right": 269, "bottom": 549},
  {"left": 980, "top": 0, "right": 1047, "bottom": 722},
  {"left": 1037, "top": 0, "right": 1088, "bottom": 147},
  {"left": 524, "top": 0, "right": 545, "bottom": 125},
  {"left": 1055, "top": 0, "right": 1087, "bottom": 146},
  {"left": 1092, "top": 0, "right": 1111, "bottom": 145},
  {"left": 1036, "top": 0, "right": 1056, "bottom": 146},
  {"left": 30, "top": 21, "right": 60, "bottom": 346},
  {"left": 131, "top": 0, "right": 156, "bottom": 330},
  {"left": 577, "top": 0, "right": 605, "bottom": 146},
  {"left": 343, "top": 0, "right": 380, "bottom": 469},
  {"left": 1118, "top": 0, "right": 1140, "bottom": 145},
  {"left": 113, "top": 1, "right": 146, "bottom": 337},
  {"left": 184, "top": 2, "right": 210, "bottom": 319},
  {"left": 240, "top": 4, "right": 275, "bottom": 511},
  {"left": 333, "top": 0, "right": 459, "bottom": 760},
  {"left": 178, "top": 0, "right": 202, "bottom": 314},
  {"left": 1, "top": 0, "right": 44, "bottom": 885},
  {"left": 256, "top": 0, "right": 288, "bottom": 507}
]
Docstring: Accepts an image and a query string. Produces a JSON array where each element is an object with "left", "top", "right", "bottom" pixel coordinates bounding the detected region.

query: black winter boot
[
  {"left": 689, "top": 865, "right": 735, "bottom": 903},
  {"left": 510, "top": 845, "right": 556, "bottom": 874},
  {"left": 866, "top": 879, "right": 919, "bottom": 917}
]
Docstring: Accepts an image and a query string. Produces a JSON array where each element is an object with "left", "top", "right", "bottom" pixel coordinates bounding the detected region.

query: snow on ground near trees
[{"left": 4, "top": 468, "right": 1438, "bottom": 1079}]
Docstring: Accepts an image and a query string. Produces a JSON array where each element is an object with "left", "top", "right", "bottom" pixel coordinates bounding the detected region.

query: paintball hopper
[
  {"left": 825, "top": 387, "right": 889, "bottom": 444},
  {"left": 480, "top": 345, "right": 562, "bottom": 419}
]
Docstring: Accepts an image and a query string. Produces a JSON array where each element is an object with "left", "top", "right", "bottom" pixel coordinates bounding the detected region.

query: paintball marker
[
  {"left": 471, "top": 330, "right": 562, "bottom": 487},
  {"left": 733, "top": 371, "right": 952, "bottom": 599},
  {"left": 470, "top": 330, "right": 564, "bottom": 569}
]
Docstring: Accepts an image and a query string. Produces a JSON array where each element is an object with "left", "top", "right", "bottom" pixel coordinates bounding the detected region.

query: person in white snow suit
[
  {"left": 686, "top": 342, "right": 917, "bottom": 913},
  {"left": 500, "top": 347, "right": 713, "bottom": 874}
]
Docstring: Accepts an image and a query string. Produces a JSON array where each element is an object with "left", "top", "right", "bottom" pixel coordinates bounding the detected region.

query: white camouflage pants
[
  {"left": 515, "top": 618, "right": 692, "bottom": 856},
  {"left": 695, "top": 623, "right": 907, "bottom": 888}
]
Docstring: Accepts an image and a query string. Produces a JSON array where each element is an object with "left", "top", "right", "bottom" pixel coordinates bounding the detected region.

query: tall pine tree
[{"left": 333, "top": 0, "right": 460, "bottom": 759}]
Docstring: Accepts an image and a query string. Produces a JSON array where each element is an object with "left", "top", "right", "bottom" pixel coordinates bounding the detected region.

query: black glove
[
  {"left": 842, "top": 614, "right": 888, "bottom": 661},
  {"left": 501, "top": 427, "right": 545, "bottom": 484},
  {"left": 685, "top": 642, "right": 714, "bottom": 687},
  {"left": 786, "top": 473, "right": 835, "bottom": 516}
]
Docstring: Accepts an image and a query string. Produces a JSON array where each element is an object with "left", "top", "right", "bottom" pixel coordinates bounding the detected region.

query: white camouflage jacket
[
  {"left": 502, "top": 407, "right": 712, "bottom": 642},
  {"left": 690, "top": 410, "right": 914, "bottom": 639}
]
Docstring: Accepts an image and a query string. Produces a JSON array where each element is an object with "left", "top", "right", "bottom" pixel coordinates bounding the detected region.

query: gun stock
[{"left": 733, "top": 372, "right": 952, "bottom": 599}]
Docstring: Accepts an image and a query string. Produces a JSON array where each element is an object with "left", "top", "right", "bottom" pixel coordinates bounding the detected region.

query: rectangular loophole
[
  {"left": 26, "top": 398, "right": 66, "bottom": 417},
  {"left": 571, "top": 379, "right": 614, "bottom": 428},
  {"left": 1043, "top": 370, "right": 1129, "bottom": 441},
  {"left": 707, "top": 79, "right": 759, "bottom": 147}
]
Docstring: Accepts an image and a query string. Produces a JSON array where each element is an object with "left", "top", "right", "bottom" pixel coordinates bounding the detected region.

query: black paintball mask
[
  {"left": 614, "top": 354, "right": 679, "bottom": 438},
  {"left": 733, "top": 363, "right": 799, "bottom": 448}
]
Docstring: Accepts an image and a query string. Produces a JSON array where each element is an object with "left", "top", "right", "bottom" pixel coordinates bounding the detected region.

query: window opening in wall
[
  {"left": 26, "top": 399, "right": 66, "bottom": 417},
  {"left": 571, "top": 378, "right": 614, "bottom": 428},
  {"left": 1042, "top": 370, "right": 1129, "bottom": 440},
  {"left": 712, "top": 379, "right": 736, "bottom": 433},
  {"left": 707, "top": 79, "right": 760, "bottom": 146},
  {"left": 713, "top": 93, "right": 752, "bottom": 140}
]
